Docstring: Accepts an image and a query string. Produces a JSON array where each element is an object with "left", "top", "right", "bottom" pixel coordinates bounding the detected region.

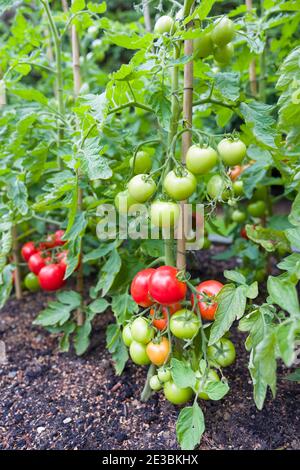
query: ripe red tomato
[
  {"left": 130, "top": 268, "right": 156, "bottom": 307},
  {"left": 56, "top": 250, "right": 68, "bottom": 269},
  {"left": 21, "top": 242, "right": 37, "bottom": 262},
  {"left": 146, "top": 337, "right": 170, "bottom": 366},
  {"left": 150, "top": 303, "right": 181, "bottom": 330},
  {"left": 148, "top": 266, "right": 187, "bottom": 305},
  {"left": 54, "top": 230, "right": 65, "bottom": 246},
  {"left": 193, "top": 280, "right": 224, "bottom": 321},
  {"left": 240, "top": 227, "right": 248, "bottom": 239},
  {"left": 28, "top": 252, "right": 51, "bottom": 275},
  {"left": 38, "top": 264, "right": 66, "bottom": 291}
]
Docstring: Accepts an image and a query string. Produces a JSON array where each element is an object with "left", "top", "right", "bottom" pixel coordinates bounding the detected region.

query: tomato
[
  {"left": 130, "top": 150, "right": 152, "bottom": 175},
  {"left": 192, "top": 280, "right": 224, "bottom": 321},
  {"left": 229, "top": 165, "right": 243, "bottom": 181},
  {"left": 131, "top": 317, "right": 154, "bottom": 344},
  {"left": 128, "top": 174, "right": 156, "bottom": 203},
  {"left": 163, "top": 169, "right": 197, "bottom": 201},
  {"left": 122, "top": 324, "right": 133, "bottom": 347},
  {"left": 231, "top": 209, "right": 246, "bottom": 223},
  {"left": 247, "top": 200, "right": 266, "bottom": 217},
  {"left": 56, "top": 250, "right": 68, "bottom": 270},
  {"left": 158, "top": 367, "right": 172, "bottom": 383},
  {"left": 170, "top": 309, "right": 200, "bottom": 339},
  {"left": 217, "top": 138, "right": 247, "bottom": 166},
  {"left": 207, "top": 338, "right": 236, "bottom": 367},
  {"left": 24, "top": 272, "right": 40, "bottom": 292},
  {"left": 186, "top": 145, "right": 217, "bottom": 175},
  {"left": 115, "top": 190, "right": 139, "bottom": 214},
  {"left": 211, "top": 17, "right": 235, "bottom": 46},
  {"left": 28, "top": 252, "right": 51, "bottom": 275},
  {"left": 129, "top": 341, "right": 151, "bottom": 365},
  {"left": 154, "top": 15, "right": 174, "bottom": 34},
  {"left": 164, "top": 380, "right": 193, "bottom": 405},
  {"left": 38, "top": 263, "right": 66, "bottom": 291},
  {"left": 150, "top": 375, "right": 163, "bottom": 391},
  {"left": 214, "top": 43, "right": 234, "bottom": 65},
  {"left": 54, "top": 230, "right": 65, "bottom": 246},
  {"left": 206, "top": 175, "right": 225, "bottom": 200},
  {"left": 21, "top": 242, "right": 37, "bottom": 262},
  {"left": 240, "top": 226, "right": 248, "bottom": 239},
  {"left": 150, "top": 201, "right": 180, "bottom": 228},
  {"left": 233, "top": 180, "right": 244, "bottom": 196},
  {"left": 146, "top": 337, "right": 170, "bottom": 366},
  {"left": 150, "top": 303, "right": 181, "bottom": 330},
  {"left": 131, "top": 268, "right": 156, "bottom": 307},
  {"left": 252, "top": 186, "right": 268, "bottom": 202},
  {"left": 148, "top": 266, "right": 187, "bottom": 305},
  {"left": 195, "top": 369, "right": 220, "bottom": 400},
  {"left": 194, "top": 32, "right": 214, "bottom": 58}
]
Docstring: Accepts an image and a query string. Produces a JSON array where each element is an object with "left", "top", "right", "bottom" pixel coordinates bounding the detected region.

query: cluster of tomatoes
[
  {"left": 123, "top": 266, "right": 236, "bottom": 405},
  {"left": 21, "top": 230, "right": 68, "bottom": 292}
]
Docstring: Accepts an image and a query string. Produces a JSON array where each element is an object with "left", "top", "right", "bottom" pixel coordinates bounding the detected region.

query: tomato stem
[{"left": 140, "top": 363, "right": 156, "bottom": 402}]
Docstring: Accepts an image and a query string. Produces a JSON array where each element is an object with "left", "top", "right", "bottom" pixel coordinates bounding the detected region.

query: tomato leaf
[
  {"left": 205, "top": 380, "right": 229, "bottom": 400},
  {"left": 171, "top": 358, "right": 196, "bottom": 389},
  {"left": 111, "top": 293, "right": 138, "bottom": 325},
  {"left": 106, "top": 323, "right": 128, "bottom": 375},
  {"left": 95, "top": 249, "right": 122, "bottom": 296},
  {"left": 239, "top": 101, "right": 277, "bottom": 149},
  {"left": 74, "top": 320, "right": 92, "bottom": 356},
  {"left": 276, "top": 321, "right": 298, "bottom": 367},
  {"left": 176, "top": 403, "right": 205, "bottom": 450},
  {"left": 267, "top": 276, "right": 300, "bottom": 317}
]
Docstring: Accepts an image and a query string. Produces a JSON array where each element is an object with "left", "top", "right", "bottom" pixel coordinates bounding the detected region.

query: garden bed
[{"left": 0, "top": 249, "right": 299, "bottom": 451}]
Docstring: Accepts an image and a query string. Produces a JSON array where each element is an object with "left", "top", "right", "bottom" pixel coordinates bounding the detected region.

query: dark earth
[{"left": 0, "top": 247, "right": 299, "bottom": 450}]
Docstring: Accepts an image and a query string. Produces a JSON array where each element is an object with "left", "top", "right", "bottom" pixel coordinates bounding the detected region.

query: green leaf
[
  {"left": 213, "top": 72, "right": 240, "bottom": 101},
  {"left": 10, "top": 87, "right": 48, "bottom": 106},
  {"left": 285, "top": 369, "right": 300, "bottom": 382},
  {"left": 205, "top": 380, "right": 229, "bottom": 400},
  {"left": 0, "top": 1, "right": 17, "bottom": 13},
  {"left": 286, "top": 226, "right": 300, "bottom": 250},
  {"left": 246, "top": 224, "right": 290, "bottom": 253},
  {"left": 288, "top": 190, "right": 300, "bottom": 226},
  {"left": 267, "top": 276, "right": 299, "bottom": 317},
  {"left": 224, "top": 270, "right": 246, "bottom": 284},
  {"left": 0, "top": 265, "right": 14, "bottom": 309},
  {"left": 239, "top": 309, "right": 267, "bottom": 351},
  {"left": 7, "top": 176, "right": 28, "bottom": 216},
  {"left": 209, "top": 284, "right": 247, "bottom": 344},
  {"left": 277, "top": 253, "right": 300, "bottom": 273},
  {"left": 276, "top": 321, "right": 298, "bottom": 367},
  {"left": 193, "top": 0, "right": 216, "bottom": 20},
  {"left": 89, "top": 298, "right": 109, "bottom": 314},
  {"left": 147, "top": 85, "right": 171, "bottom": 130},
  {"left": 171, "top": 358, "right": 196, "bottom": 389},
  {"left": 95, "top": 249, "right": 122, "bottom": 296},
  {"left": 33, "top": 291, "right": 81, "bottom": 327},
  {"left": 107, "top": 32, "right": 153, "bottom": 50},
  {"left": 83, "top": 241, "right": 118, "bottom": 262},
  {"left": 176, "top": 403, "right": 205, "bottom": 451},
  {"left": 239, "top": 101, "right": 277, "bottom": 149},
  {"left": 106, "top": 323, "right": 128, "bottom": 375},
  {"left": 71, "top": 0, "right": 85, "bottom": 13},
  {"left": 74, "top": 320, "right": 92, "bottom": 355},
  {"left": 111, "top": 293, "right": 138, "bottom": 325},
  {"left": 247, "top": 282, "right": 259, "bottom": 299},
  {"left": 87, "top": 2, "right": 106, "bottom": 14},
  {"left": 82, "top": 137, "right": 112, "bottom": 180}
]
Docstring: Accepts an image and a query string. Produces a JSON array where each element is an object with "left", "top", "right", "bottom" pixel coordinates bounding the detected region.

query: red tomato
[
  {"left": 150, "top": 303, "right": 181, "bottom": 330},
  {"left": 130, "top": 268, "right": 156, "bottom": 307},
  {"left": 38, "top": 264, "right": 66, "bottom": 291},
  {"left": 21, "top": 242, "right": 37, "bottom": 262},
  {"left": 240, "top": 227, "right": 248, "bottom": 239},
  {"left": 28, "top": 252, "right": 51, "bottom": 275},
  {"left": 192, "top": 280, "right": 224, "bottom": 321},
  {"left": 54, "top": 230, "right": 65, "bottom": 246},
  {"left": 148, "top": 266, "right": 187, "bottom": 305},
  {"left": 56, "top": 250, "right": 68, "bottom": 269}
]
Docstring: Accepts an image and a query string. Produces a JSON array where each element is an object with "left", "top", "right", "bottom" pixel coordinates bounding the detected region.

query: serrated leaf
[
  {"left": 74, "top": 320, "right": 92, "bottom": 355},
  {"left": 176, "top": 403, "right": 205, "bottom": 451},
  {"left": 239, "top": 101, "right": 277, "bottom": 149},
  {"left": 111, "top": 293, "right": 138, "bottom": 325},
  {"left": 224, "top": 270, "right": 246, "bottom": 284},
  {"left": 106, "top": 323, "right": 128, "bottom": 375},
  {"left": 267, "top": 276, "right": 299, "bottom": 317},
  {"left": 205, "top": 380, "right": 229, "bottom": 400},
  {"left": 95, "top": 249, "right": 121, "bottom": 296},
  {"left": 171, "top": 358, "right": 196, "bottom": 389},
  {"left": 82, "top": 137, "right": 112, "bottom": 180},
  {"left": 213, "top": 72, "right": 240, "bottom": 102}
]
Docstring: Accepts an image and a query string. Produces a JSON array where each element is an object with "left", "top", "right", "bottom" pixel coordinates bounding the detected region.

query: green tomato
[
  {"left": 252, "top": 186, "right": 268, "bottom": 202},
  {"left": 186, "top": 145, "right": 218, "bottom": 175},
  {"left": 233, "top": 180, "right": 244, "bottom": 196},
  {"left": 217, "top": 138, "right": 247, "bottom": 166},
  {"left": 130, "top": 150, "right": 152, "bottom": 175},
  {"left": 128, "top": 174, "right": 156, "bottom": 203},
  {"left": 194, "top": 33, "right": 214, "bottom": 58},
  {"left": 131, "top": 317, "right": 154, "bottom": 344},
  {"left": 24, "top": 272, "right": 40, "bottom": 292},
  {"left": 207, "top": 175, "right": 225, "bottom": 200},
  {"left": 170, "top": 309, "right": 200, "bottom": 340},
  {"left": 163, "top": 170, "right": 197, "bottom": 201},
  {"left": 247, "top": 200, "right": 266, "bottom": 218},
  {"left": 154, "top": 15, "right": 175, "bottom": 34},
  {"left": 231, "top": 209, "right": 246, "bottom": 223},
  {"left": 150, "top": 201, "right": 180, "bottom": 228},
  {"left": 129, "top": 341, "right": 151, "bottom": 365},
  {"left": 122, "top": 324, "right": 133, "bottom": 347},
  {"left": 164, "top": 380, "right": 193, "bottom": 405},
  {"left": 211, "top": 17, "right": 235, "bottom": 47},
  {"left": 214, "top": 43, "right": 234, "bottom": 65},
  {"left": 150, "top": 375, "right": 162, "bottom": 391},
  {"left": 157, "top": 367, "right": 172, "bottom": 383},
  {"left": 115, "top": 190, "right": 139, "bottom": 214},
  {"left": 207, "top": 338, "right": 236, "bottom": 367},
  {"left": 195, "top": 369, "right": 220, "bottom": 400}
]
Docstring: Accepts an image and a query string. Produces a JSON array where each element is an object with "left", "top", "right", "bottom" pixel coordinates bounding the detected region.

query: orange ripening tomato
[
  {"left": 192, "top": 280, "right": 224, "bottom": 321},
  {"left": 150, "top": 303, "right": 181, "bottom": 330},
  {"left": 146, "top": 337, "right": 170, "bottom": 366}
]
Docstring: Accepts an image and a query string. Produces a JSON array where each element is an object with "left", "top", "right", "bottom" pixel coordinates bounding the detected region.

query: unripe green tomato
[
  {"left": 217, "top": 138, "right": 247, "bottom": 166},
  {"left": 207, "top": 175, "right": 225, "bottom": 200},
  {"left": 233, "top": 180, "right": 244, "bottom": 196},
  {"left": 24, "top": 272, "right": 40, "bottom": 292},
  {"left": 150, "top": 201, "right": 180, "bottom": 228},
  {"left": 163, "top": 381, "right": 193, "bottom": 405},
  {"left": 211, "top": 17, "right": 235, "bottom": 46},
  {"left": 195, "top": 369, "right": 220, "bottom": 400},
  {"left": 163, "top": 169, "right": 197, "bottom": 201},
  {"left": 207, "top": 338, "right": 236, "bottom": 367},
  {"left": 247, "top": 200, "right": 266, "bottom": 218},
  {"left": 214, "top": 43, "right": 234, "bottom": 65},
  {"left": 186, "top": 145, "right": 218, "bottom": 175},
  {"left": 157, "top": 367, "right": 172, "bottom": 383},
  {"left": 122, "top": 324, "right": 133, "bottom": 347},
  {"left": 253, "top": 186, "right": 268, "bottom": 202},
  {"left": 130, "top": 151, "right": 152, "bottom": 175},
  {"left": 128, "top": 174, "right": 156, "bottom": 203},
  {"left": 194, "top": 33, "right": 214, "bottom": 58},
  {"left": 150, "top": 375, "right": 162, "bottom": 391},
  {"left": 131, "top": 317, "right": 154, "bottom": 344},
  {"left": 231, "top": 209, "right": 246, "bottom": 223},
  {"left": 129, "top": 341, "right": 151, "bottom": 365},
  {"left": 154, "top": 15, "right": 175, "bottom": 34},
  {"left": 115, "top": 190, "right": 139, "bottom": 214}
]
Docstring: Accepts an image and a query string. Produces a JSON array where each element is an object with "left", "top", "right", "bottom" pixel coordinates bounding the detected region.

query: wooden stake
[
  {"left": 142, "top": 0, "right": 151, "bottom": 32},
  {"left": 11, "top": 226, "right": 22, "bottom": 300},
  {"left": 246, "top": 0, "right": 258, "bottom": 97}
]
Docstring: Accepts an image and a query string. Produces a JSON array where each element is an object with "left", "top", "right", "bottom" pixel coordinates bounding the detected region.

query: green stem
[
  {"left": 141, "top": 363, "right": 156, "bottom": 402},
  {"left": 108, "top": 101, "right": 154, "bottom": 116}
]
